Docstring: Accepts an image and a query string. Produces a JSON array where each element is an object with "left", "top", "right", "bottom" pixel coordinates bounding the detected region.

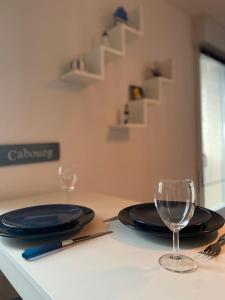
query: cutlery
[
  {"left": 103, "top": 216, "right": 118, "bottom": 222},
  {"left": 197, "top": 232, "right": 225, "bottom": 258},
  {"left": 22, "top": 230, "right": 113, "bottom": 260}
]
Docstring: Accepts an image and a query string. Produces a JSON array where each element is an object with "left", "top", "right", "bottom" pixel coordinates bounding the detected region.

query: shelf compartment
[
  {"left": 112, "top": 98, "right": 159, "bottom": 129},
  {"left": 108, "top": 6, "right": 143, "bottom": 49},
  {"left": 111, "top": 58, "right": 174, "bottom": 129},
  {"left": 61, "top": 69, "right": 103, "bottom": 84},
  {"left": 129, "top": 99, "right": 147, "bottom": 125},
  {"left": 123, "top": 23, "right": 143, "bottom": 42},
  {"left": 61, "top": 47, "right": 104, "bottom": 84},
  {"left": 113, "top": 123, "right": 147, "bottom": 129},
  {"left": 143, "top": 76, "right": 174, "bottom": 101},
  {"left": 128, "top": 6, "right": 143, "bottom": 32},
  {"left": 108, "top": 25, "right": 125, "bottom": 53},
  {"left": 83, "top": 48, "right": 103, "bottom": 77},
  {"left": 144, "top": 98, "right": 161, "bottom": 105},
  {"left": 128, "top": 98, "right": 160, "bottom": 124},
  {"left": 61, "top": 6, "right": 143, "bottom": 85},
  {"left": 159, "top": 59, "right": 175, "bottom": 82},
  {"left": 101, "top": 45, "right": 124, "bottom": 63}
]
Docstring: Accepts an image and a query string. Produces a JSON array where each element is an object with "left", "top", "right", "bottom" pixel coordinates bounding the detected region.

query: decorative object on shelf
[
  {"left": 71, "top": 57, "right": 86, "bottom": 71},
  {"left": 151, "top": 61, "right": 161, "bottom": 77},
  {"left": 113, "top": 7, "right": 128, "bottom": 25},
  {"left": 129, "top": 85, "right": 144, "bottom": 100},
  {"left": 101, "top": 30, "right": 110, "bottom": 47},
  {"left": 112, "top": 59, "right": 175, "bottom": 129},
  {"left": 123, "top": 104, "right": 130, "bottom": 124},
  {"left": 61, "top": 6, "right": 143, "bottom": 85}
]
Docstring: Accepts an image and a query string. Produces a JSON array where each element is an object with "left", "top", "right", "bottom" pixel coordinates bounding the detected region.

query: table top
[{"left": 0, "top": 191, "right": 225, "bottom": 300}]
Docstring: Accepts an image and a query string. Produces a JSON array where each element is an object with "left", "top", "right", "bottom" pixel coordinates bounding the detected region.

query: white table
[{"left": 0, "top": 191, "right": 224, "bottom": 300}]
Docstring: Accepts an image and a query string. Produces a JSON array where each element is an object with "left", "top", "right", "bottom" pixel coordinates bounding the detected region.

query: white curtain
[{"left": 200, "top": 53, "right": 225, "bottom": 209}]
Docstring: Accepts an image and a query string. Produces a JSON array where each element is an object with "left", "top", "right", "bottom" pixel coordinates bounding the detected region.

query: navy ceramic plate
[
  {"left": 118, "top": 204, "right": 224, "bottom": 238},
  {"left": 130, "top": 203, "right": 212, "bottom": 229},
  {"left": 1, "top": 204, "right": 82, "bottom": 234},
  {"left": 0, "top": 205, "right": 95, "bottom": 239}
]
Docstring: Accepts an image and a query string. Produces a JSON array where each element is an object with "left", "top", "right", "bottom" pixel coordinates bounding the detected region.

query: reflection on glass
[
  {"left": 154, "top": 179, "right": 197, "bottom": 273},
  {"left": 58, "top": 166, "right": 77, "bottom": 203}
]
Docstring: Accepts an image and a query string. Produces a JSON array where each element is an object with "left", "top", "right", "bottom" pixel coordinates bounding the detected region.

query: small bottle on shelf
[
  {"left": 123, "top": 104, "right": 129, "bottom": 124},
  {"left": 71, "top": 57, "right": 86, "bottom": 71},
  {"left": 101, "top": 30, "right": 110, "bottom": 47}
]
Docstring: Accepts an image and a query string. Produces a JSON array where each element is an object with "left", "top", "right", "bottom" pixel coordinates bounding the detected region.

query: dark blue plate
[
  {"left": 130, "top": 203, "right": 211, "bottom": 229},
  {"left": 1, "top": 204, "right": 82, "bottom": 234},
  {"left": 118, "top": 204, "right": 224, "bottom": 238},
  {"left": 0, "top": 205, "right": 94, "bottom": 238}
]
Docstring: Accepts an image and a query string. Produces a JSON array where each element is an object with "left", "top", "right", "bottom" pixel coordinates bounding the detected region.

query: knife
[
  {"left": 103, "top": 216, "right": 118, "bottom": 222},
  {"left": 22, "top": 230, "right": 113, "bottom": 260}
]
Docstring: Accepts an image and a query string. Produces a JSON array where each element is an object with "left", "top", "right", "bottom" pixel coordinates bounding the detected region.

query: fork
[{"left": 197, "top": 232, "right": 225, "bottom": 259}]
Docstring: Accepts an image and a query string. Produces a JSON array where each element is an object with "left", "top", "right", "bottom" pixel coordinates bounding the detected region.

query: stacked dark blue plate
[
  {"left": 0, "top": 204, "right": 95, "bottom": 239},
  {"left": 118, "top": 203, "right": 224, "bottom": 238}
]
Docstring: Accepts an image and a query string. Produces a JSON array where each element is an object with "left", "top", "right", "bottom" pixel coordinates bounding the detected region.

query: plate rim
[
  {"left": 0, "top": 205, "right": 95, "bottom": 239},
  {"left": 1, "top": 204, "right": 83, "bottom": 231},
  {"left": 118, "top": 204, "right": 224, "bottom": 238},
  {"left": 129, "top": 203, "right": 212, "bottom": 229}
]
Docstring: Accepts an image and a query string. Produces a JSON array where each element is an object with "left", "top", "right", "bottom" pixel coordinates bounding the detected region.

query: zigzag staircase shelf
[
  {"left": 61, "top": 7, "right": 143, "bottom": 85},
  {"left": 113, "top": 59, "right": 175, "bottom": 129}
]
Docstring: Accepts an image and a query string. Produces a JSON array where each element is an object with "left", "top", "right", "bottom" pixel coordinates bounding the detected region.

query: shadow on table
[
  {"left": 0, "top": 215, "right": 220, "bottom": 255},
  {"left": 106, "top": 219, "right": 219, "bottom": 251}
]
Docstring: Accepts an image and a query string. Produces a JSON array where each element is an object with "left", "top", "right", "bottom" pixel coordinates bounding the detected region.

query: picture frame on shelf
[{"left": 129, "top": 85, "right": 144, "bottom": 100}]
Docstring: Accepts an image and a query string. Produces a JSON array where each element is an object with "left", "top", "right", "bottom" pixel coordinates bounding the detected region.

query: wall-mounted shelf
[
  {"left": 61, "top": 69, "right": 103, "bottom": 84},
  {"left": 61, "top": 6, "right": 143, "bottom": 85},
  {"left": 112, "top": 59, "right": 175, "bottom": 129},
  {"left": 112, "top": 98, "right": 160, "bottom": 129},
  {"left": 113, "top": 123, "right": 147, "bottom": 129},
  {"left": 102, "top": 45, "right": 124, "bottom": 61}
]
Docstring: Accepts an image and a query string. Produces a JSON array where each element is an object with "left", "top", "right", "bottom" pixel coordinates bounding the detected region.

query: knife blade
[
  {"left": 22, "top": 230, "right": 113, "bottom": 260},
  {"left": 103, "top": 216, "right": 118, "bottom": 222}
]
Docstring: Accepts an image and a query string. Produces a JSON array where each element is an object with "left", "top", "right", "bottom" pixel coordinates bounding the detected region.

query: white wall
[
  {"left": 0, "top": 0, "right": 197, "bottom": 203},
  {"left": 194, "top": 15, "right": 225, "bottom": 52}
]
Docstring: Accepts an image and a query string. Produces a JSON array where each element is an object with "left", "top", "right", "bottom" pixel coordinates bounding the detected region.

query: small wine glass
[
  {"left": 154, "top": 179, "right": 197, "bottom": 273},
  {"left": 58, "top": 166, "right": 78, "bottom": 203}
]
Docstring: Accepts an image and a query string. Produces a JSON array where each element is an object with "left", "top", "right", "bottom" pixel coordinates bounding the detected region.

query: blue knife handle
[
  {"left": 22, "top": 214, "right": 93, "bottom": 260},
  {"left": 22, "top": 241, "right": 64, "bottom": 260}
]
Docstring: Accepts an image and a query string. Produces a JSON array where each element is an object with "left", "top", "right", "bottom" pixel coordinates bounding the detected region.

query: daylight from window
[{"left": 200, "top": 53, "right": 225, "bottom": 210}]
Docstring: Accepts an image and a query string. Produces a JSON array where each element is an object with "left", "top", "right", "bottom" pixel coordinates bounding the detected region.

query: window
[{"left": 199, "top": 51, "right": 225, "bottom": 210}]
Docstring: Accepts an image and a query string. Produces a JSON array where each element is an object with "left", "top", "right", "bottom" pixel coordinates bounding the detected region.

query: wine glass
[
  {"left": 58, "top": 166, "right": 78, "bottom": 203},
  {"left": 154, "top": 179, "right": 197, "bottom": 273}
]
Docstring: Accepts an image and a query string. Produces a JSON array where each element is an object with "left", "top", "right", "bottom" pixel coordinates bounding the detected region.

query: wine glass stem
[{"left": 173, "top": 231, "right": 180, "bottom": 259}]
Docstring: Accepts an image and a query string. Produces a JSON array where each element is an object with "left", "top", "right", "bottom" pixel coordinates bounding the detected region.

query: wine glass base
[{"left": 159, "top": 253, "right": 197, "bottom": 273}]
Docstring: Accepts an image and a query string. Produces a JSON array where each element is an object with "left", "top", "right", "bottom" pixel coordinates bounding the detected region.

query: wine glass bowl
[
  {"left": 58, "top": 166, "right": 78, "bottom": 203},
  {"left": 154, "top": 179, "right": 197, "bottom": 273}
]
